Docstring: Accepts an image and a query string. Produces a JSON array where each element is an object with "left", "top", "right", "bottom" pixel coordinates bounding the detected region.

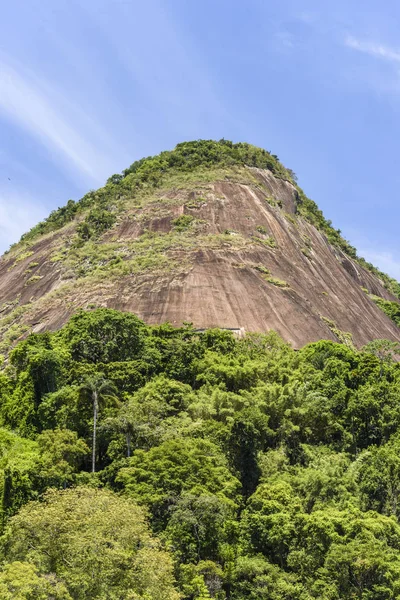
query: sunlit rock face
[{"left": 1, "top": 151, "right": 399, "bottom": 350}]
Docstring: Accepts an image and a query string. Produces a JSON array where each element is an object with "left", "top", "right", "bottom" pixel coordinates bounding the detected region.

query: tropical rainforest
[{"left": 0, "top": 308, "right": 399, "bottom": 598}]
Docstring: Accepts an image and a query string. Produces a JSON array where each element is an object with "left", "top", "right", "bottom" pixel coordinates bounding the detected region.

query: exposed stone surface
[{"left": 0, "top": 166, "right": 399, "bottom": 349}]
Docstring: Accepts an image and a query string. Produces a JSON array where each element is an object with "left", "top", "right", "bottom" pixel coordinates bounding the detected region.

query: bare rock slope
[{"left": 1, "top": 141, "right": 399, "bottom": 350}]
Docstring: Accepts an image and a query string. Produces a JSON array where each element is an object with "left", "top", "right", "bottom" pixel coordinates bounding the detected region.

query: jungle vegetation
[{"left": 0, "top": 308, "right": 400, "bottom": 598}]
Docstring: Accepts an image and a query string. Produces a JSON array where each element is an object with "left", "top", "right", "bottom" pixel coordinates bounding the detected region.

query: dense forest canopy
[{"left": 0, "top": 308, "right": 400, "bottom": 598}]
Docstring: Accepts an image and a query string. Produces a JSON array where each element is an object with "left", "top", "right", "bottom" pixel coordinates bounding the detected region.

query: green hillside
[{"left": 0, "top": 308, "right": 400, "bottom": 598}]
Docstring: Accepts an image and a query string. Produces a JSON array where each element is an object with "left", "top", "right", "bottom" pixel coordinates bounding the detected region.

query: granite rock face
[{"left": 0, "top": 163, "right": 399, "bottom": 349}]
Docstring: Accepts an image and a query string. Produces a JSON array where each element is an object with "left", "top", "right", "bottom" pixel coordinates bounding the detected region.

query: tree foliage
[
  {"left": 2, "top": 487, "right": 179, "bottom": 600},
  {"left": 1, "top": 308, "right": 400, "bottom": 598}
]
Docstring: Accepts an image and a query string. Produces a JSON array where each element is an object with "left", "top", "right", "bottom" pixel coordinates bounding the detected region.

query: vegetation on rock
[
  {"left": 17, "top": 140, "right": 290, "bottom": 244},
  {"left": 11, "top": 139, "right": 400, "bottom": 301},
  {"left": 371, "top": 294, "right": 400, "bottom": 327}
]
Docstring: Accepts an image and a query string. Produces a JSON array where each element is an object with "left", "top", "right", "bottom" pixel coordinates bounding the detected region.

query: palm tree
[
  {"left": 80, "top": 376, "right": 118, "bottom": 473},
  {"left": 105, "top": 405, "right": 136, "bottom": 458}
]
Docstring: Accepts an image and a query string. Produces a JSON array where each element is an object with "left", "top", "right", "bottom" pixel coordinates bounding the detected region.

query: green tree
[
  {"left": 356, "top": 435, "right": 400, "bottom": 516},
  {"left": 362, "top": 339, "right": 400, "bottom": 377},
  {"left": 165, "top": 493, "right": 236, "bottom": 563},
  {"left": 2, "top": 487, "right": 180, "bottom": 600},
  {"left": 228, "top": 409, "right": 270, "bottom": 497},
  {"left": 37, "top": 428, "right": 89, "bottom": 487},
  {"left": 0, "top": 561, "right": 72, "bottom": 599},
  {"left": 324, "top": 535, "right": 400, "bottom": 599},
  {"left": 240, "top": 481, "right": 302, "bottom": 567},
  {"left": 0, "top": 430, "right": 39, "bottom": 522},
  {"left": 117, "top": 438, "right": 241, "bottom": 527},
  {"left": 58, "top": 308, "right": 147, "bottom": 364},
  {"left": 105, "top": 375, "right": 193, "bottom": 457},
  {"left": 231, "top": 555, "right": 308, "bottom": 600},
  {"left": 106, "top": 403, "right": 136, "bottom": 458}
]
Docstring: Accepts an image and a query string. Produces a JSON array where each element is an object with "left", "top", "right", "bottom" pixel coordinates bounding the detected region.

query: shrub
[
  {"left": 172, "top": 215, "right": 195, "bottom": 231},
  {"left": 265, "top": 277, "right": 289, "bottom": 288},
  {"left": 25, "top": 275, "right": 42, "bottom": 286}
]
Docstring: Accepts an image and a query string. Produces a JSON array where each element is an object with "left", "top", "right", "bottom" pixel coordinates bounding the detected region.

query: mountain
[
  {"left": 1, "top": 139, "right": 399, "bottom": 353},
  {"left": 2, "top": 140, "right": 400, "bottom": 598}
]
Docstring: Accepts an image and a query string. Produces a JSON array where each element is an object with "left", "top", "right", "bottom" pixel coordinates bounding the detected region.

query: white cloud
[
  {"left": 0, "top": 57, "right": 118, "bottom": 185},
  {"left": 345, "top": 35, "right": 400, "bottom": 64}
]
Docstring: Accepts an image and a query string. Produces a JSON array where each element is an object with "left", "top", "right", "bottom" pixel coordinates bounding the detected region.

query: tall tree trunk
[
  {"left": 126, "top": 431, "right": 131, "bottom": 458},
  {"left": 92, "top": 392, "right": 98, "bottom": 473}
]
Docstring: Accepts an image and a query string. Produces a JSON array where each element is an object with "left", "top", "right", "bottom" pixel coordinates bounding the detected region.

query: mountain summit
[{"left": 1, "top": 139, "right": 399, "bottom": 351}]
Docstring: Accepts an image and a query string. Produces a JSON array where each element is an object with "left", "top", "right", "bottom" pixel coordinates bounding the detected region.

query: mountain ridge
[{"left": 1, "top": 139, "right": 399, "bottom": 352}]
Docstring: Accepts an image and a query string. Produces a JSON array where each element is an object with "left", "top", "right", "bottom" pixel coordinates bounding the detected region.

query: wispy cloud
[
  {"left": 295, "top": 12, "right": 318, "bottom": 25},
  {"left": 345, "top": 35, "right": 400, "bottom": 64},
  {"left": 273, "top": 30, "right": 295, "bottom": 52},
  {"left": 0, "top": 57, "right": 119, "bottom": 185},
  {"left": 81, "top": 0, "right": 233, "bottom": 138}
]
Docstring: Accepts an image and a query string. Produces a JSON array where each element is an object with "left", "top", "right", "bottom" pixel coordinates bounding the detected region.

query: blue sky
[{"left": 1, "top": 1, "right": 400, "bottom": 279}]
